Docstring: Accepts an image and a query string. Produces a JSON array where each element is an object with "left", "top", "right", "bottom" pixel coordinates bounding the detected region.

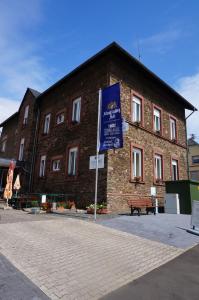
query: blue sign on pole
[{"left": 99, "top": 83, "right": 123, "bottom": 151}]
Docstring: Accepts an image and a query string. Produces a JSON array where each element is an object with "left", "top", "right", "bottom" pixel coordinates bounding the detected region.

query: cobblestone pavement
[{"left": 0, "top": 211, "right": 183, "bottom": 300}]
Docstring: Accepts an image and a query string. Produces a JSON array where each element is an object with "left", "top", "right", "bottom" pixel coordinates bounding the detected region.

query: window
[
  {"left": 44, "top": 113, "right": 51, "bottom": 134},
  {"left": 1, "top": 139, "right": 7, "bottom": 152},
  {"left": 18, "top": 138, "right": 25, "bottom": 161},
  {"left": 52, "top": 159, "right": 61, "bottom": 171},
  {"left": 132, "top": 147, "right": 143, "bottom": 180},
  {"left": 171, "top": 159, "right": 179, "bottom": 181},
  {"left": 192, "top": 156, "right": 199, "bottom": 164},
  {"left": 170, "top": 117, "right": 177, "bottom": 140},
  {"left": 154, "top": 154, "right": 163, "bottom": 181},
  {"left": 23, "top": 105, "right": 29, "bottom": 125},
  {"left": 153, "top": 108, "right": 161, "bottom": 132},
  {"left": 190, "top": 171, "right": 199, "bottom": 181},
  {"left": 132, "top": 95, "right": 142, "bottom": 123},
  {"left": 56, "top": 113, "right": 64, "bottom": 125},
  {"left": 39, "top": 155, "right": 46, "bottom": 177},
  {"left": 68, "top": 147, "right": 78, "bottom": 176},
  {"left": 72, "top": 97, "right": 81, "bottom": 123}
]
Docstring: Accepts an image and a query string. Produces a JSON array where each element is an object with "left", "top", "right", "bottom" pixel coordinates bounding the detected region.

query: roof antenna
[{"left": 136, "top": 36, "right": 141, "bottom": 61}]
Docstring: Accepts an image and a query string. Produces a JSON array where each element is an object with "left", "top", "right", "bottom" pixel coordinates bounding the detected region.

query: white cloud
[
  {"left": 0, "top": 98, "right": 20, "bottom": 124},
  {"left": 0, "top": 0, "right": 50, "bottom": 124},
  {"left": 176, "top": 71, "right": 199, "bottom": 139},
  {"left": 138, "top": 28, "right": 183, "bottom": 54}
]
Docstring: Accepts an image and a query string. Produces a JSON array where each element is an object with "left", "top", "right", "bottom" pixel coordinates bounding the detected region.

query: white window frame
[
  {"left": 39, "top": 155, "right": 46, "bottom": 177},
  {"left": 1, "top": 138, "right": 7, "bottom": 152},
  {"left": 18, "top": 138, "right": 25, "bottom": 161},
  {"left": 170, "top": 118, "right": 176, "bottom": 140},
  {"left": 171, "top": 159, "right": 179, "bottom": 181},
  {"left": 154, "top": 108, "right": 161, "bottom": 132},
  {"left": 44, "top": 113, "right": 51, "bottom": 134},
  {"left": 23, "top": 105, "right": 29, "bottom": 125},
  {"left": 52, "top": 159, "right": 61, "bottom": 171},
  {"left": 155, "top": 154, "right": 163, "bottom": 180},
  {"left": 72, "top": 97, "right": 81, "bottom": 123},
  {"left": 68, "top": 147, "right": 78, "bottom": 176},
  {"left": 132, "top": 147, "right": 142, "bottom": 179},
  {"left": 132, "top": 96, "right": 141, "bottom": 123},
  {"left": 56, "top": 113, "right": 64, "bottom": 125}
]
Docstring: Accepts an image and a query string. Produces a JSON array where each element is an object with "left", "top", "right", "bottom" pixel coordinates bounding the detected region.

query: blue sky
[{"left": 0, "top": 0, "right": 198, "bottom": 139}]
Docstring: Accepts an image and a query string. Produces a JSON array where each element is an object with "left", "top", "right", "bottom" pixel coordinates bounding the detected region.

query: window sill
[
  {"left": 130, "top": 179, "right": 145, "bottom": 184},
  {"left": 153, "top": 181, "right": 165, "bottom": 186}
]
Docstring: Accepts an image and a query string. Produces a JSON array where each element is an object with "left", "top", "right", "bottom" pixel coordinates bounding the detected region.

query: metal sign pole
[{"left": 94, "top": 89, "right": 102, "bottom": 221}]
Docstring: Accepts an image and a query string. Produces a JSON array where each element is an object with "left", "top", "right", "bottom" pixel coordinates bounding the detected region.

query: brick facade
[
  {"left": 0, "top": 113, "right": 18, "bottom": 159},
  {"left": 0, "top": 43, "right": 196, "bottom": 211}
]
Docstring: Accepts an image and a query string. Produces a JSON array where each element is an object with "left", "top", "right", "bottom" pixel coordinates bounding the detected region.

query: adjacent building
[
  {"left": 188, "top": 136, "right": 199, "bottom": 181},
  {"left": 0, "top": 42, "right": 197, "bottom": 210}
]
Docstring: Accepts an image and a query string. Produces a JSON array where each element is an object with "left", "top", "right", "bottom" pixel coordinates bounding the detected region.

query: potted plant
[
  {"left": 156, "top": 178, "right": 163, "bottom": 184},
  {"left": 134, "top": 176, "right": 141, "bottom": 182},
  {"left": 97, "top": 203, "right": 108, "bottom": 214},
  {"left": 31, "top": 200, "right": 40, "bottom": 214},
  {"left": 56, "top": 202, "right": 65, "bottom": 211},
  {"left": 134, "top": 121, "right": 141, "bottom": 127},
  {"left": 86, "top": 204, "right": 95, "bottom": 214}
]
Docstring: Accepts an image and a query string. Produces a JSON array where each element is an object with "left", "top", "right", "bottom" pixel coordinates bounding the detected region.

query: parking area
[
  {"left": 0, "top": 210, "right": 183, "bottom": 300},
  {"left": 99, "top": 213, "right": 199, "bottom": 249}
]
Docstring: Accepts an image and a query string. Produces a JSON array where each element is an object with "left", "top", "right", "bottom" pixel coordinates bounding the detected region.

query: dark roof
[
  {"left": 188, "top": 138, "right": 199, "bottom": 146},
  {"left": 0, "top": 111, "right": 19, "bottom": 127},
  {"left": 29, "top": 88, "right": 41, "bottom": 98},
  {"left": 37, "top": 42, "right": 197, "bottom": 111}
]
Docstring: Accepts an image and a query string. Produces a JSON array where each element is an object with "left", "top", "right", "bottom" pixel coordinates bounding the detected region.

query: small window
[
  {"left": 23, "top": 105, "right": 29, "bottom": 125},
  {"left": 132, "top": 95, "right": 142, "bottom": 123},
  {"left": 154, "top": 154, "right": 163, "bottom": 182},
  {"left": 1, "top": 139, "right": 7, "bottom": 152},
  {"left": 171, "top": 159, "right": 179, "bottom": 181},
  {"left": 39, "top": 155, "right": 46, "bottom": 177},
  {"left": 192, "top": 156, "right": 199, "bottom": 164},
  {"left": 52, "top": 159, "right": 61, "bottom": 171},
  {"left": 170, "top": 118, "right": 177, "bottom": 140},
  {"left": 56, "top": 113, "right": 64, "bottom": 125},
  {"left": 44, "top": 113, "right": 51, "bottom": 134},
  {"left": 132, "top": 147, "right": 143, "bottom": 181},
  {"left": 72, "top": 97, "right": 81, "bottom": 123},
  {"left": 18, "top": 138, "right": 25, "bottom": 161},
  {"left": 153, "top": 108, "right": 161, "bottom": 133},
  {"left": 68, "top": 147, "right": 78, "bottom": 176}
]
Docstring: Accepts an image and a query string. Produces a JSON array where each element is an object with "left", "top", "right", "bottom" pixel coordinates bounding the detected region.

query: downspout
[
  {"left": 185, "top": 109, "right": 197, "bottom": 180},
  {"left": 29, "top": 106, "right": 40, "bottom": 192}
]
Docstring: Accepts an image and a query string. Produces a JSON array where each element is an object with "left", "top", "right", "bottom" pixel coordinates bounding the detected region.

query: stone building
[
  {"left": 0, "top": 42, "right": 197, "bottom": 210},
  {"left": 188, "top": 136, "right": 199, "bottom": 181}
]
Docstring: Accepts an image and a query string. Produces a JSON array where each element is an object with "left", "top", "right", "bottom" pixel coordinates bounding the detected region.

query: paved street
[
  {"left": 0, "top": 210, "right": 182, "bottom": 300},
  {"left": 0, "top": 253, "right": 49, "bottom": 300},
  {"left": 102, "top": 244, "right": 199, "bottom": 300},
  {"left": 99, "top": 214, "right": 199, "bottom": 249}
]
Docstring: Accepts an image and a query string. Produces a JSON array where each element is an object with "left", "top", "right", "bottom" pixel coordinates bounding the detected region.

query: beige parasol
[
  {"left": 3, "top": 161, "right": 15, "bottom": 206},
  {"left": 13, "top": 174, "right": 21, "bottom": 196}
]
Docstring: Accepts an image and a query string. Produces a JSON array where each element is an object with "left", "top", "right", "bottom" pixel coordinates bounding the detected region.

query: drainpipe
[
  {"left": 185, "top": 109, "right": 197, "bottom": 180},
  {"left": 29, "top": 106, "right": 40, "bottom": 192}
]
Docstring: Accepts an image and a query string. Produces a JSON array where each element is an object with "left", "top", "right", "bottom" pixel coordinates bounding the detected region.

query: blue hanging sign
[{"left": 99, "top": 83, "right": 123, "bottom": 151}]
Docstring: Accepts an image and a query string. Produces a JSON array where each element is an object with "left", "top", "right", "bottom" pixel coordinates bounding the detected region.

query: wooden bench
[{"left": 127, "top": 198, "right": 156, "bottom": 216}]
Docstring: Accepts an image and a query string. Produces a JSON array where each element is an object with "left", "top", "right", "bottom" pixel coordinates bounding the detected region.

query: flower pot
[
  {"left": 87, "top": 208, "right": 94, "bottom": 214},
  {"left": 97, "top": 208, "right": 108, "bottom": 214}
]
